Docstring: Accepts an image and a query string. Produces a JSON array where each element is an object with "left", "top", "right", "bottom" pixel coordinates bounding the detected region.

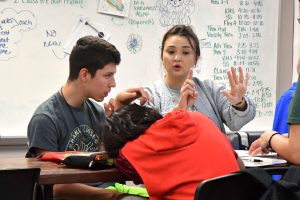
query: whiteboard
[{"left": 0, "top": 0, "right": 279, "bottom": 137}]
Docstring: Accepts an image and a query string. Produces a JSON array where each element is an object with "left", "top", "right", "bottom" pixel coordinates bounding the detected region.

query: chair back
[
  {"left": 194, "top": 167, "right": 288, "bottom": 200},
  {"left": 0, "top": 168, "right": 40, "bottom": 200}
]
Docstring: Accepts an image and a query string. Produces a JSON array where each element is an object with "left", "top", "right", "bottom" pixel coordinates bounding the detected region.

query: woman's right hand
[{"left": 174, "top": 69, "right": 197, "bottom": 110}]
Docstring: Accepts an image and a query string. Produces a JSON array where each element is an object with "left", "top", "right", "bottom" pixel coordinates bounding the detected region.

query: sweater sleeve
[{"left": 203, "top": 80, "right": 256, "bottom": 131}]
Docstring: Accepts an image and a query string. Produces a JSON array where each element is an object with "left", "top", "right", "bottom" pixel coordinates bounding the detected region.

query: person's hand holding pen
[
  {"left": 248, "top": 130, "right": 280, "bottom": 156},
  {"left": 173, "top": 69, "right": 198, "bottom": 111}
]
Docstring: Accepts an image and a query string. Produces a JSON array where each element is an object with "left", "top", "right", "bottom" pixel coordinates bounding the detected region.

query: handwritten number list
[{"left": 207, "top": 0, "right": 273, "bottom": 119}]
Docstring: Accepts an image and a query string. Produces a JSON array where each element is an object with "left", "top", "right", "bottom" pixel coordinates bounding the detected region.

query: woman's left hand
[{"left": 221, "top": 66, "right": 249, "bottom": 106}]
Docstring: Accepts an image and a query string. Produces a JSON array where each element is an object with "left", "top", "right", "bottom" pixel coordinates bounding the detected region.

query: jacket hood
[
  {"left": 138, "top": 110, "right": 199, "bottom": 152},
  {"left": 121, "top": 109, "right": 239, "bottom": 199}
]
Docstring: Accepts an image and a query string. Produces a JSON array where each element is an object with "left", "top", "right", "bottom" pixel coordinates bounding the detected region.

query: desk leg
[{"left": 43, "top": 185, "right": 53, "bottom": 200}]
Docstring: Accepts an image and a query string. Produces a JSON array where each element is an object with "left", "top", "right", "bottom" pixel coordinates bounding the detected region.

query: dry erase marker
[{"left": 84, "top": 22, "right": 104, "bottom": 38}]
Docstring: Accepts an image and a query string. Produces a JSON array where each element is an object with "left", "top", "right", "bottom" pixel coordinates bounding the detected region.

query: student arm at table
[
  {"left": 249, "top": 127, "right": 300, "bottom": 165},
  {"left": 249, "top": 57, "right": 300, "bottom": 165}
]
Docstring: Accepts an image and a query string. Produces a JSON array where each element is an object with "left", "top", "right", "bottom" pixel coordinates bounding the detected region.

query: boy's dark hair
[
  {"left": 103, "top": 104, "right": 163, "bottom": 158},
  {"left": 161, "top": 25, "right": 200, "bottom": 60},
  {"left": 68, "top": 35, "right": 121, "bottom": 80}
]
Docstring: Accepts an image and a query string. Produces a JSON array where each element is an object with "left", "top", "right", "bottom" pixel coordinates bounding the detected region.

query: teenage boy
[{"left": 27, "top": 35, "right": 149, "bottom": 200}]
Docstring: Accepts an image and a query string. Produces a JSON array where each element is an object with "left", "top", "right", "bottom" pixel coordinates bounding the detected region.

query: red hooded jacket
[{"left": 121, "top": 110, "right": 239, "bottom": 200}]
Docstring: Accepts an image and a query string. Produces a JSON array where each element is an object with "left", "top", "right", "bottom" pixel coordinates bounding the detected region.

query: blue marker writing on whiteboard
[{"left": 106, "top": 0, "right": 124, "bottom": 11}]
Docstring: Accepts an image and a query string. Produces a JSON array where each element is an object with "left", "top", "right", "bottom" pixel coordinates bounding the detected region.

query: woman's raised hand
[
  {"left": 175, "top": 69, "right": 197, "bottom": 110},
  {"left": 221, "top": 66, "right": 249, "bottom": 106}
]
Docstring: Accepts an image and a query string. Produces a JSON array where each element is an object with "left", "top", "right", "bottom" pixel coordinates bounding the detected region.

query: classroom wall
[
  {"left": 293, "top": 0, "right": 300, "bottom": 82},
  {"left": 277, "top": 0, "right": 294, "bottom": 99}
]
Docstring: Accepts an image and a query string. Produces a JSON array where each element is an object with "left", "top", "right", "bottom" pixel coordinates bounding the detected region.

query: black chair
[
  {"left": 226, "top": 133, "right": 240, "bottom": 150},
  {"left": 194, "top": 167, "right": 288, "bottom": 200},
  {"left": 0, "top": 168, "right": 40, "bottom": 200}
]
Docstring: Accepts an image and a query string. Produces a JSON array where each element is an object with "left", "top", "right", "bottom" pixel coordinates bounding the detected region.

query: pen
[{"left": 241, "top": 158, "right": 263, "bottom": 162}]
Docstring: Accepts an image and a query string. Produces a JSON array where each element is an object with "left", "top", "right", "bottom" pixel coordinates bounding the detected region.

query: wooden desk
[{"left": 0, "top": 158, "right": 127, "bottom": 200}]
